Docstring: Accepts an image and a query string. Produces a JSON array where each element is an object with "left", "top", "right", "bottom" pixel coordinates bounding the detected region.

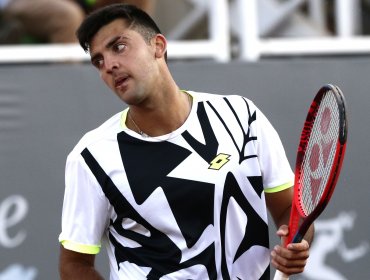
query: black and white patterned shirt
[{"left": 59, "top": 91, "right": 294, "bottom": 280}]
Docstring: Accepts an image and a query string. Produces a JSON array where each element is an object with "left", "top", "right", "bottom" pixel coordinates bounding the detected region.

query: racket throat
[{"left": 286, "top": 204, "right": 302, "bottom": 246}]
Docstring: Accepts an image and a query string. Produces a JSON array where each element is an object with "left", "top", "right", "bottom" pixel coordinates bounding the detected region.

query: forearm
[
  {"left": 267, "top": 189, "right": 313, "bottom": 275},
  {"left": 266, "top": 187, "right": 315, "bottom": 245},
  {"left": 60, "top": 262, "right": 104, "bottom": 280},
  {"left": 275, "top": 206, "right": 315, "bottom": 246},
  {"left": 59, "top": 246, "right": 104, "bottom": 280}
]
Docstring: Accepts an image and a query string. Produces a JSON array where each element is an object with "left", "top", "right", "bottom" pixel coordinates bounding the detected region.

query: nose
[{"left": 105, "top": 55, "right": 119, "bottom": 74}]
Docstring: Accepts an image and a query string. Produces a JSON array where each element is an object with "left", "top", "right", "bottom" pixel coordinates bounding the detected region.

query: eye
[
  {"left": 92, "top": 57, "right": 104, "bottom": 69},
  {"left": 113, "top": 43, "right": 126, "bottom": 53}
]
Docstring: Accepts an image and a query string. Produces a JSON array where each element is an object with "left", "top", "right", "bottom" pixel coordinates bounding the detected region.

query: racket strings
[{"left": 300, "top": 91, "right": 340, "bottom": 215}]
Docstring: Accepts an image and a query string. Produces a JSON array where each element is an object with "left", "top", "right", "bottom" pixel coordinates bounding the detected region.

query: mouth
[{"left": 114, "top": 75, "right": 130, "bottom": 89}]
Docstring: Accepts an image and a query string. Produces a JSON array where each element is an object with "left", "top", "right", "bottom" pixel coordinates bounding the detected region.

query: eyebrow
[{"left": 90, "top": 35, "right": 129, "bottom": 63}]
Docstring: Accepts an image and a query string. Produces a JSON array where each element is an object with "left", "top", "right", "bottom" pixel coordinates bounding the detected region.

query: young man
[{"left": 59, "top": 4, "right": 313, "bottom": 279}]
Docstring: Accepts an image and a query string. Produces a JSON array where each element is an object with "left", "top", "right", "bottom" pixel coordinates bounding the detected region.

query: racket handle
[{"left": 273, "top": 270, "right": 289, "bottom": 280}]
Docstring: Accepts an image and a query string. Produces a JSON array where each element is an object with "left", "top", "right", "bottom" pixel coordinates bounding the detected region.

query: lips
[{"left": 114, "top": 75, "right": 129, "bottom": 89}]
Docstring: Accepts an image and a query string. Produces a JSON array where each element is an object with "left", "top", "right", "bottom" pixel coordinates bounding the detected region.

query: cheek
[
  {"left": 134, "top": 49, "right": 156, "bottom": 72},
  {"left": 136, "top": 58, "right": 156, "bottom": 79}
]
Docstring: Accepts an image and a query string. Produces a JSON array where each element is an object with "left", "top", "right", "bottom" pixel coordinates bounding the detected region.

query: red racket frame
[{"left": 285, "top": 84, "right": 348, "bottom": 246}]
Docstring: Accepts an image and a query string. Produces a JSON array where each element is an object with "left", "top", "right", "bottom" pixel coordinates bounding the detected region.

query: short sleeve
[
  {"left": 59, "top": 150, "right": 109, "bottom": 254},
  {"left": 254, "top": 107, "right": 294, "bottom": 192}
]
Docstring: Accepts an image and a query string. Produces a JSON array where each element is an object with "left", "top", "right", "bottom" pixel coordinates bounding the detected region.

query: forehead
[{"left": 90, "top": 19, "right": 138, "bottom": 53}]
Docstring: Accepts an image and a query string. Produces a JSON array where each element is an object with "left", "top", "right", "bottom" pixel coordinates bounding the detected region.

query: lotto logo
[{"left": 209, "top": 153, "right": 231, "bottom": 170}]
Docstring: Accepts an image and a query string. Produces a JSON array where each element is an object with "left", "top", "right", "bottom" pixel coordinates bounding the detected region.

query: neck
[{"left": 127, "top": 90, "right": 192, "bottom": 137}]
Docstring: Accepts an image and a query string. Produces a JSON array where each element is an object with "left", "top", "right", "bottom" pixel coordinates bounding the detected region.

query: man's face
[{"left": 89, "top": 19, "right": 159, "bottom": 104}]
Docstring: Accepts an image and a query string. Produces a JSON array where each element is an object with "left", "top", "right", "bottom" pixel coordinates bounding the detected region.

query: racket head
[{"left": 289, "top": 84, "right": 348, "bottom": 243}]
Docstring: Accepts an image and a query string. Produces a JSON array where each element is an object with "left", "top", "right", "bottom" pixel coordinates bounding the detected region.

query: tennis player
[{"left": 58, "top": 4, "right": 313, "bottom": 279}]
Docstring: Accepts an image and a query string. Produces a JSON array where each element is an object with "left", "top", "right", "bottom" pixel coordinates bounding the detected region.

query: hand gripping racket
[{"left": 273, "top": 84, "right": 348, "bottom": 280}]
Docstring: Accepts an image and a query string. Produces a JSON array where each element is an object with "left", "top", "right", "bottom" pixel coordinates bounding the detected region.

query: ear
[{"left": 154, "top": 34, "right": 167, "bottom": 59}]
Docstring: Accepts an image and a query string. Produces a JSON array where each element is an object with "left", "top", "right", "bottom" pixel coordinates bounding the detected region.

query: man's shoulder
[
  {"left": 189, "top": 91, "right": 256, "bottom": 111},
  {"left": 69, "top": 111, "right": 123, "bottom": 156}
]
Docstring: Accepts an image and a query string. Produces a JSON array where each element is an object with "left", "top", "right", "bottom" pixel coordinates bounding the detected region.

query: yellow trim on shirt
[
  {"left": 60, "top": 239, "right": 101, "bottom": 255},
  {"left": 120, "top": 108, "right": 129, "bottom": 129},
  {"left": 264, "top": 181, "right": 294, "bottom": 193}
]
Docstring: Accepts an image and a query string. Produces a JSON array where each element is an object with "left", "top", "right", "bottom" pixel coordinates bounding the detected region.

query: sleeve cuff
[
  {"left": 264, "top": 181, "right": 293, "bottom": 193},
  {"left": 59, "top": 239, "right": 101, "bottom": 255}
]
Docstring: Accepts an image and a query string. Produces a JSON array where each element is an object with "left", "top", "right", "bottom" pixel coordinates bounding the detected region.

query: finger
[
  {"left": 271, "top": 249, "right": 308, "bottom": 275},
  {"left": 286, "top": 239, "right": 310, "bottom": 252},
  {"left": 276, "top": 225, "right": 289, "bottom": 246},
  {"left": 276, "top": 225, "right": 289, "bottom": 237},
  {"left": 273, "top": 245, "right": 309, "bottom": 261}
]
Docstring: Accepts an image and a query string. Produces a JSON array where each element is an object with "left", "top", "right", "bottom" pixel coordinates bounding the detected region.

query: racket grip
[{"left": 273, "top": 270, "right": 289, "bottom": 280}]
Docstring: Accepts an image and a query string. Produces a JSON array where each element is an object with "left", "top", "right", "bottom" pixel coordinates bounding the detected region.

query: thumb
[{"left": 276, "top": 224, "right": 289, "bottom": 246}]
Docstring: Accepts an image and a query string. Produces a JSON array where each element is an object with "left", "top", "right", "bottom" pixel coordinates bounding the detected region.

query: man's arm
[
  {"left": 59, "top": 246, "right": 104, "bottom": 280},
  {"left": 266, "top": 187, "right": 314, "bottom": 276}
]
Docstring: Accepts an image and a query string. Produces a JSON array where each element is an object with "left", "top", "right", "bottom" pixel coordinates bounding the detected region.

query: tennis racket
[{"left": 273, "top": 84, "right": 348, "bottom": 280}]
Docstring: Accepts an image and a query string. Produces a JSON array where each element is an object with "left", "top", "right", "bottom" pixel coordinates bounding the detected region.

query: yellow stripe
[
  {"left": 120, "top": 108, "right": 129, "bottom": 129},
  {"left": 60, "top": 239, "right": 101, "bottom": 255},
  {"left": 264, "top": 181, "right": 293, "bottom": 193},
  {"left": 181, "top": 90, "right": 194, "bottom": 101}
]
